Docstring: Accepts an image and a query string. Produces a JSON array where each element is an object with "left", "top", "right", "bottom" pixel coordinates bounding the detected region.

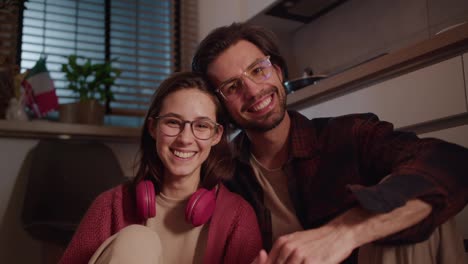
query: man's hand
[
  {"left": 264, "top": 225, "right": 356, "bottom": 264},
  {"left": 257, "top": 199, "right": 431, "bottom": 264},
  {"left": 251, "top": 249, "right": 268, "bottom": 264}
]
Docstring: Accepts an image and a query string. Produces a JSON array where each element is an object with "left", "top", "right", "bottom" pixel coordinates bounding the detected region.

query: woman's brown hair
[{"left": 132, "top": 72, "right": 233, "bottom": 193}]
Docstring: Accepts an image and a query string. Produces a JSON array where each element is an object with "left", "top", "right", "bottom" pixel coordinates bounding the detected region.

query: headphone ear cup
[
  {"left": 185, "top": 188, "right": 216, "bottom": 227},
  {"left": 136, "top": 180, "right": 156, "bottom": 221}
]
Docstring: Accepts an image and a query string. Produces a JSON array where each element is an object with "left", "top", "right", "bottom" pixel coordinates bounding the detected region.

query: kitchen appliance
[{"left": 284, "top": 74, "right": 327, "bottom": 94}]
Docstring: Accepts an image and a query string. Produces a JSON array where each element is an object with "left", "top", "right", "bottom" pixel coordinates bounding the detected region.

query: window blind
[{"left": 20, "top": 0, "right": 181, "bottom": 127}]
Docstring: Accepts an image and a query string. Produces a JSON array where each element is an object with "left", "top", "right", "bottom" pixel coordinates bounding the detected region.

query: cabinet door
[{"left": 299, "top": 56, "right": 466, "bottom": 128}]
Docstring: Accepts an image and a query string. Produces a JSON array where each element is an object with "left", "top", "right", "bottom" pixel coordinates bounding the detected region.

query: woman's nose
[{"left": 176, "top": 123, "right": 195, "bottom": 143}]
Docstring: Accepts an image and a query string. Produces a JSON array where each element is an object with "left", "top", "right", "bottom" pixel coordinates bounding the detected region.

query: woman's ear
[
  {"left": 211, "top": 125, "right": 224, "bottom": 146},
  {"left": 147, "top": 117, "right": 157, "bottom": 139}
]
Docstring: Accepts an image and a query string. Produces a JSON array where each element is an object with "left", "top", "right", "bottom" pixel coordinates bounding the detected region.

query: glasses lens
[
  {"left": 157, "top": 116, "right": 217, "bottom": 140},
  {"left": 158, "top": 116, "right": 182, "bottom": 136},
  {"left": 218, "top": 56, "right": 272, "bottom": 101},
  {"left": 192, "top": 119, "right": 216, "bottom": 139},
  {"left": 248, "top": 58, "right": 272, "bottom": 83},
  {"left": 219, "top": 79, "right": 242, "bottom": 100}
]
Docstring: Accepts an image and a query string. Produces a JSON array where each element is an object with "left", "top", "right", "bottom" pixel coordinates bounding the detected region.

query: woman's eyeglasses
[{"left": 153, "top": 115, "right": 220, "bottom": 140}]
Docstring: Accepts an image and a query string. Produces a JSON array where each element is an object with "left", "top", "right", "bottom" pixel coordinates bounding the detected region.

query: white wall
[
  {"left": 197, "top": 0, "right": 275, "bottom": 40},
  {"left": 198, "top": 0, "right": 243, "bottom": 40}
]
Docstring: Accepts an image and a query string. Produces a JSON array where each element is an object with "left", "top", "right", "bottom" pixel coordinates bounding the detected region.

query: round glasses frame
[{"left": 153, "top": 115, "right": 221, "bottom": 140}]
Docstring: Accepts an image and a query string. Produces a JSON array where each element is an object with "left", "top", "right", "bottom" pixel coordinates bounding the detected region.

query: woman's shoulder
[{"left": 92, "top": 182, "right": 133, "bottom": 207}]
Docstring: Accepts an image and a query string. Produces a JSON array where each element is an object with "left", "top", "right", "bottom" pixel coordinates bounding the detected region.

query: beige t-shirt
[
  {"left": 146, "top": 192, "right": 209, "bottom": 264},
  {"left": 250, "top": 155, "right": 303, "bottom": 242}
]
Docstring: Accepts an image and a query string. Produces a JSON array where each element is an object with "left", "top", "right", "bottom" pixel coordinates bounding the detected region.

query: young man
[{"left": 192, "top": 23, "right": 468, "bottom": 263}]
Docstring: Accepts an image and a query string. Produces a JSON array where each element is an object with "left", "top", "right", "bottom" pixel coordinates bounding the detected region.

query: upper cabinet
[{"left": 247, "top": 0, "right": 468, "bottom": 80}]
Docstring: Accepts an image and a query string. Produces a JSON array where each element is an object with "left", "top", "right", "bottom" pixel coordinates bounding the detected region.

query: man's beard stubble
[{"left": 232, "top": 85, "right": 287, "bottom": 132}]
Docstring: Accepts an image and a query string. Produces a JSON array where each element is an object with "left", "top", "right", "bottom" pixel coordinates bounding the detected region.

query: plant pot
[{"left": 59, "top": 100, "right": 104, "bottom": 125}]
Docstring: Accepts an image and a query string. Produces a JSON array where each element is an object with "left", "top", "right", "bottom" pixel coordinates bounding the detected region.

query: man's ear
[
  {"left": 273, "top": 65, "right": 284, "bottom": 83},
  {"left": 211, "top": 125, "right": 224, "bottom": 146}
]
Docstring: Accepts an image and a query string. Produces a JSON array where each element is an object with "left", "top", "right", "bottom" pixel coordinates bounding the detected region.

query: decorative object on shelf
[
  {"left": 283, "top": 67, "right": 327, "bottom": 94},
  {"left": 22, "top": 57, "right": 59, "bottom": 118},
  {"left": 60, "top": 55, "right": 121, "bottom": 125},
  {"left": 6, "top": 97, "right": 28, "bottom": 121}
]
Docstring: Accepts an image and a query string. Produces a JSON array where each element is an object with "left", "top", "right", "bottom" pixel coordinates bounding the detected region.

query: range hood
[{"left": 265, "top": 0, "right": 350, "bottom": 23}]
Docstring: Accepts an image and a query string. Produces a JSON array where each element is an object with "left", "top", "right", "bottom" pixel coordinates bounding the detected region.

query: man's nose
[{"left": 241, "top": 76, "right": 262, "bottom": 98}]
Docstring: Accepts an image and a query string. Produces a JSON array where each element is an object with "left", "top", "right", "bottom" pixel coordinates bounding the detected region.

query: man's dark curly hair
[{"left": 192, "top": 22, "right": 288, "bottom": 86}]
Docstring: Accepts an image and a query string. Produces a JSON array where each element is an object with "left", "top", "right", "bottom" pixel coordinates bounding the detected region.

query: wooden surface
[{"left": 0, "top": 119, "right": 140, "bottom": 142}]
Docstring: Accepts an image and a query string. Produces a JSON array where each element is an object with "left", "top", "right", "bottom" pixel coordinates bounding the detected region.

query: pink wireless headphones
[{"left": 135, "top": 180, "right": 217, "bottom": 227}]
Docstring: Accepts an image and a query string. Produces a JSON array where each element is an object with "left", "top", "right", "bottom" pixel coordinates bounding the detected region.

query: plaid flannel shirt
[{"left": 226, "top": 111, "right": 468, "bottom": 263}]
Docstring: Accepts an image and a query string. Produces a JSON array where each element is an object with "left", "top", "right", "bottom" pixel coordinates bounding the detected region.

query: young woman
[{"left": 59, "top": 72, "right": 262, "bottom": 264}]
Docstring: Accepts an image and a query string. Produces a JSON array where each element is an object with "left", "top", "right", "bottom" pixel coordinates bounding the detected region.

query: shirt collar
[{"left": 232, "top": 111, "right": 320, "bottom": 163}]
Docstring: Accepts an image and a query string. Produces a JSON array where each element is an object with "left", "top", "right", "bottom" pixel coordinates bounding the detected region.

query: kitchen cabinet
[{"left": 298, "top": 56, "right": 466, "bottom": 128}]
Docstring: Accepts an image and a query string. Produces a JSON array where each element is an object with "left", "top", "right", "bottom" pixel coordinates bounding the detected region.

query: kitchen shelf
[
  {"left": 286, "top": 22, "right": 468, "bottom": 109},
  {"left": 0, "top": 119, "right": 140, "bottom": 142}
]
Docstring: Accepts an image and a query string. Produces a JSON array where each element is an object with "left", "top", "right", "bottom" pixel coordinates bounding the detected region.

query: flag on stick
[{"left": 22, "top": 58, "right": 59, "bottom": 117}]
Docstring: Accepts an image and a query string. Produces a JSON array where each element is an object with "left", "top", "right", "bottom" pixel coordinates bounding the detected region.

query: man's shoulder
[
  {"left": 292, "top": 111, "right": 380, "bottom": 129},
  {"left": 292, "top": 111, "right": 378, "bottom": 122}
]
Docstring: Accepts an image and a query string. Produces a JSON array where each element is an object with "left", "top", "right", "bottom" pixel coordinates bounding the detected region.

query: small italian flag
[{"left": 22, "top": 57, "right": 59, "bottom": 117}]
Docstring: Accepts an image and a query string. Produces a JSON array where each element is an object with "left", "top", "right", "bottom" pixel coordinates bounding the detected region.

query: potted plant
[{"left": 59, "top": 55, "right": 121, "bottom": 125}]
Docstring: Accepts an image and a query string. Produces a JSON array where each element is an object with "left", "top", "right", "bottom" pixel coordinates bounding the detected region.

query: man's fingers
[
  {"left": 258, "top": 249, "right": 268, "bottom": 264},
  {"left": 251, "top": 249, "right": 268, "bottom": 264}
]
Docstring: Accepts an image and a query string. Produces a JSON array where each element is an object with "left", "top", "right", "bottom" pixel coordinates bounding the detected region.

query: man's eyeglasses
[
  {"left": 216, "top": 56, "right": 273, "bottom": 101},
  {"left": 153, "top": 115, "right": 220, "bottom": 140}
]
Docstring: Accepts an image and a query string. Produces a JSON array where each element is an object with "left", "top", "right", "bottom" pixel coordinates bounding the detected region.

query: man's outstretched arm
[{"left": 259, "top": 199, "right": 431, "bottom": 264}]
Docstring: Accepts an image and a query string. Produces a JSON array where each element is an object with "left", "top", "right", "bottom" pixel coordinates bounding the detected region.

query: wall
[{"left": 198, "top": 0, "right": 275, "bottom": 40}]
